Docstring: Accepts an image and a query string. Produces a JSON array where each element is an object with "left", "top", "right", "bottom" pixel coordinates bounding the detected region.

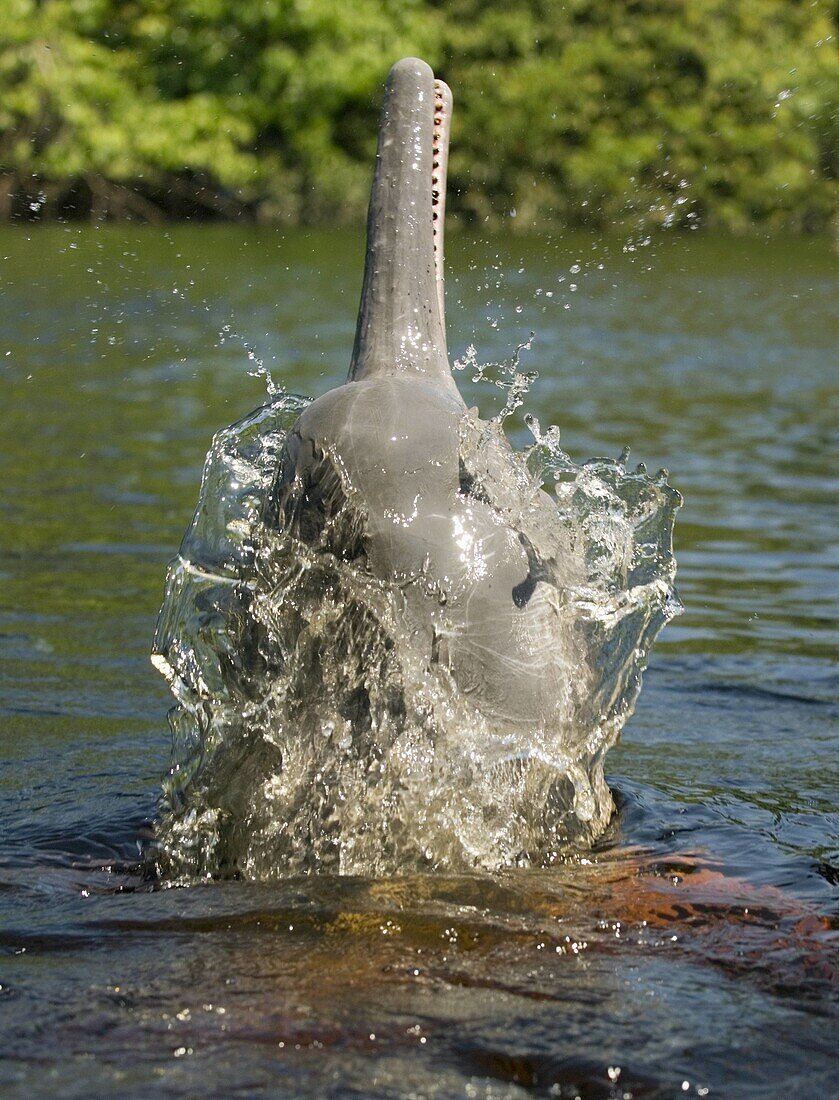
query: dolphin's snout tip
[{"left": 388, "top": 57, "right": 435, "bottom": 85}]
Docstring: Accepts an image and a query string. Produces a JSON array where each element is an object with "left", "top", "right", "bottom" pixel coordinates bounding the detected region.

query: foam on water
[{"left": 151, "top": 369, "right": 681, "bottom": 880}]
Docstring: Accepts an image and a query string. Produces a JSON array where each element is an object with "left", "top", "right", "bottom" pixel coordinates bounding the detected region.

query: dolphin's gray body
[{"left": 273, "top": 59, "right": 565, "bottom": 734}]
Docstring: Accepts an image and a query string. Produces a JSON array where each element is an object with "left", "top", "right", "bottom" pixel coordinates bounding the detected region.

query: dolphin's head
[{"left": 349, "top": 58, "right": 461, "bottom": 403}]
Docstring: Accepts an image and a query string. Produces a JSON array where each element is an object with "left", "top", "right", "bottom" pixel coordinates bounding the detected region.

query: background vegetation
[{"left": 1, "top": 0, "right": 836, "bottom": 231}]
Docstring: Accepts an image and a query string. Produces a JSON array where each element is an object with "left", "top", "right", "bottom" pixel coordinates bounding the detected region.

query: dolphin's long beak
[{"left": 348, "top": 58, "right": 460, "bottom": 399}]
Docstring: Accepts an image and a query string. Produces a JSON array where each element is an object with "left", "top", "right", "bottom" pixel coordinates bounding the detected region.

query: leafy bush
[{"left": 0, "top": 0, "right": 835, "bottom": 229}]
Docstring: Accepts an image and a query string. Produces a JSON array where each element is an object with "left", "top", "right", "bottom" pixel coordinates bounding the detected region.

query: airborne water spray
[{"left": 150, "top": 59, "right": 681, "bottom": 880}]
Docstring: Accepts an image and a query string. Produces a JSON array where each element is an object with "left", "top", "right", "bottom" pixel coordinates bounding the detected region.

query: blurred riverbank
[{"left": 2, "top": 0, "right": 837, "bottom": 232}]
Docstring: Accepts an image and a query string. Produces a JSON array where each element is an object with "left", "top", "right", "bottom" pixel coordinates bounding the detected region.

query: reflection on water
[{"left": 0, "top": 227, "right": 836, "bottom": 1096}]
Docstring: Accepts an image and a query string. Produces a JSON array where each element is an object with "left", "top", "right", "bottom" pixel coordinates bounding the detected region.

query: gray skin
[{"left": 273, "top": 58, "right": 563, "bottom": 733}]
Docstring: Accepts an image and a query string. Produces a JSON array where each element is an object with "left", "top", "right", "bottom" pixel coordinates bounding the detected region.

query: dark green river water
[{"left": 1, "top": 226, "right": 837, "bottom": 1097}]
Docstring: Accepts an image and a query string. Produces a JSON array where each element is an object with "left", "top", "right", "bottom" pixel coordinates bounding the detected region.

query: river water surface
[{"left": 1, "top": 227, "right": 837, "bottom": 1097}]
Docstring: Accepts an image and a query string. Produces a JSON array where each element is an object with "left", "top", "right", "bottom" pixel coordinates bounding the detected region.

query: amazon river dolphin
[
  {"left": 273, "top": 58, "right": 570, "bottom": 739},
  {"left": 152, "top": 57, "right": 681, "bottom": 876}
]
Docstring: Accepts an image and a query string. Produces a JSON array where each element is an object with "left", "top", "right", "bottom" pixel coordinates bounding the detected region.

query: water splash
[
  {"left": 151, "top": 364, "right": 681, "bottom": 881},
  {"left": 454, "top": 333, "right": 536, "bottom": 423},
  {"left": 218, "top": 323, "right": 284, "bottom": 398}
]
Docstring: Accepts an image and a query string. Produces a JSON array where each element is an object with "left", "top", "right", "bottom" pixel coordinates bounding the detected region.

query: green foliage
[{"left": 0, "top": 0, "right": 836, "bottom": 229}]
